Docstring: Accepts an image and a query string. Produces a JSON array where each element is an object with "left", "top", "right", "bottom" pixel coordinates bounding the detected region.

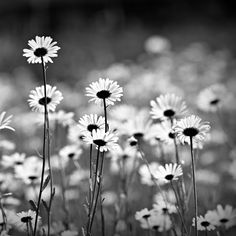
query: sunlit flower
[
  {"left": 155, "top": 163, "right": 183, "bottom": 183},
  {"left": 192, "top": 215, "right": 216, "bottom": 231},
  {"left": 0, "top": 112, "right": 15, "bottom": 131},
  {"left": 206, "top": 205, "right": 236, "bottom": 229},
  {"left": 150, "top": 94, "right": 187, "bottom": 121},
  {"left": 85, "top": 78, "right": 123, "bottom": 106},
  {"left": 83, "top": 129, "right": 119, "bottom": 152},
  {"left": 1, "top": 152, "right": 26, "bottom": 168},
  {"left": 197, "top": 84, "right": 229, "bottom": 112},
  {"left": 28, "top": 84, "right": 63, "bottom": 112},
  {"left": 78, "top": 114, "right": 105, "bottom": 134},
  {"left": 173, "top": 115, "right": 210, "bottom": 146},
  {"left": 23, "top": 36, "right": 60, "bottom": 64}
]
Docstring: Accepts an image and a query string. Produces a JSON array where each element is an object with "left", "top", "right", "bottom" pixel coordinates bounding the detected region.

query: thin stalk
[
  {"left": 33, "top": 57, "right": 47, "bottom": 236},
  {"left": 205, "top": 228, "right": 208, "bottom": 236},
  {"left": 26, "top": 222, "right": 30, "bottom": 236},
  {"left": 190, "top": 137, "right": 198, "bottom": 236},
  {"left": 0, "top": 199, "right": 7, "bottom": 231}
]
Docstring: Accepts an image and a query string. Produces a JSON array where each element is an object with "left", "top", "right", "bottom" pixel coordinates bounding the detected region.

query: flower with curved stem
[
  {"left": 150, "top": 93, "right": 187, "bottom": 121},
  {"left": 23, "top": 36, "right": 60, "bottom": 64},
  {"left": 85, "top": 78, "right": 123, "bottom": 106},
  {"left": 0, "top": 112, "right": 15, "bottom": 131},
  {"left": 78, "top": 114, "right": 105, "bottom": 134},
  {"left": 155, "top": 163, "right": 183, "bottom": 183},
  {"left": 83, "top": 129, "right": 119, "bottom": 152},
  {"left": 28, "top": 84, "right": 63, "bottom": 113},
  {"left": 173, "top": 115, "right": 210, "bottom": 146},
  {"left": 192, "top": 215, "right": 215, "bottom": 231}
]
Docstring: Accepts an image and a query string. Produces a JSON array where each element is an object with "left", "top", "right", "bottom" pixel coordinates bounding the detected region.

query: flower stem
[
  {"left": 190, "top": 137, "right": 198, "bottom": 236},
  {"left": 205, "top": 228, "right": 208, "bottom": 236}
]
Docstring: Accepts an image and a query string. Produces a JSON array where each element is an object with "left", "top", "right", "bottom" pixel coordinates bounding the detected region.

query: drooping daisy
[
  {"left": 23, "top": 36, "right": 60, "bottom": 64},
  {"left": 206, "top": 205, "right": 236, "bottom": 229},
  {"left": 0, "top": 111, "right": 15, "bottom": 131},
  {"left": 83, "top": 129, "right": 119, "bottom": 152},
  {"left": 173, "top": 115, "right": 210, "bottom": 146},
  {"left": 155, "top": 163, "right": 183, "bottom": 183},
  {"left": 150, "top": 94, "right": 187, "bottom": 121},
  {"left": 85, "top": 78, "right": 123, "bottom": 106},
  {"left": 78, "top": 114, "right": 105, "bottom": 134},
  {"left": 192, "top": 215, "right": 215, "bottom": 231},
  {"left": 28, "top": 84, "right": 63, "bottom": 112},
  {"left": 197, "top": 84, "right": 229, "bottom": 112}
]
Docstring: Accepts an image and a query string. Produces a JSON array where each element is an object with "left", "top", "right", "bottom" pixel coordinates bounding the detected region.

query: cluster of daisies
[{"left": 0, "top": 35, "right": 235, "bottom": 236}]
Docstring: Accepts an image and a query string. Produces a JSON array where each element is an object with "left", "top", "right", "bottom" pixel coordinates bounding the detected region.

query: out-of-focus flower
[
  {"left": 197, "top": 84, "right": 230, "bottom": 112},
  {"left": 148, "top": 212, "right": 172, "bottom": 232},
  {"left": 23, "top": 36, "right": 60, "bottom": 64},
  {"left": 144, "top": 36, "right": 171, "bottom": 54},
  {"left": 155, "top": 163, "right": 183, "bottom": 183},
  {"left": 85, "top": 78, "right": 123, "bottom": 106},
  {"left": 153, "top": 190, "right": 176, "bottom": 204},
  {"left": 150, "top": 94, "right": 187, "bottom": 121},
  {"left": 78, "top": 114, "right": 105, "bottom": 134},
  {"left": 50, "top": 110, "right": 74, "bottom": 127},
  {"left": 28, "top": 84, "right": 63, "bottom": 113},
  {"left": 83, "top": 129, "right": 119, "bottom": 152},
  {"left": 196, "top": 170, "right": 220, "bottom": 185},
  {"left": 0, "top": 112, "right": 15, "bottom": 131},
  {"left": 61, "top": 230, "right": 78, "bottom": 236},
  {"left": 135, "top": 208, "right": 152, "bottom": 221},
  {"left": 110, "top": 105, "right": 138, "bottom": 123},
  {"left": 1, "top": 152, "right": 26, "bottom": 168},
  {"left": 173, "top": 115, "right": 210, "bottom": 147},
  {"left": 69, "top": 169, "right": 89, "bottom": 186},
  {"left": 0, "top": 140, "right": 15, "bottom": 151},
  {"left": 192, "top": 215, "right": 216, "bottom": 231},
  {"left": 153, "top": 201, "right": 177, "bottom": 215},
  {"left": 101, "top": 191, "right": 118, "bottom": 206}
]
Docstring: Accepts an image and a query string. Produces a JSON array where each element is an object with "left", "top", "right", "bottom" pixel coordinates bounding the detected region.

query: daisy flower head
[
  {"left": 23, "top": 36, "right": 60, "bottom": 64},
  {"left": 83, "top": 129, "right": 119, "bottom": 152},
  {"left": 1, "top": 152, "right": 26, "bottom": 168},
  {"left": 192, "top": 215, "right": 216, "bottom": 231},
  {"left": 85, "top": 78, "right": 123, "bottom": 106},
  {"left": 153, "top": 201, "right": 177, "bottom": 215},
  {"left": 156, "top": 163, "right": 183, "bottom": 183},
  {"left": 135, "top": 208, "right": 152, "bottom": 221},
  {"left": 28, "top": 84, "right": 63, "bottom": 112},
  {"left": 78, "top": 114, "right": 105, "bottom": 134},
  {"left": 149, "top": 211, "right": 172, "bottom": 232},
  {"left": 0, "top": 112, "right": 15, "bottom": 131},
  {"left": 173, "top": 115, "right": 210, "bottom": 147},
  {"left": 150, "top": 93, "right": 187, "bottom": 121}
]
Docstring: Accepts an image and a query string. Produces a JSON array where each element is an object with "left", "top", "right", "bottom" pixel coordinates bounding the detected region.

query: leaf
[
  {"left": 0, "top": 192, "right": 12, "bottom": 199},
  {"left": 42, "top": 174, "right": 50, "bottom": 192},
  {"left": 42, "top": 199, "right": 49, "bottom": 212},
  {"left": 29, "top": 200, "right": 37, "bottom": 211}
]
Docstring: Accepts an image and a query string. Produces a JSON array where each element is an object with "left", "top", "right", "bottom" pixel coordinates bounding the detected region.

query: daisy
[
  {"left": 192, "top": 215, "right": 215, "bottom": 231},
  {"left": 85, "top": 78, "right": 123, "bottom": 106},
  {"left": 197, "top": 84, "right": 229, "bottom": 112},
  {"left": 83, "top": 129, "right": 119, "bottom": 152},
  {"left": 135, "top": 208, "right": 152, "bottom": 221},
  {"left": 153, "top": 201, "right": 177, "bottom": 215},
  {"left": 0, "top": 111, "right": 15, "bottom": 131},
  {"left": 78, "top": 114, "right": 105, "bottom": 134},
  {"left": 153, "top": 190, "right": 176, "bottom": 205},
  {"left": 50, "top": 110, "right": 74, "bottom": 127},
  {"left": 173, "top": 115, "right": 210, "bottom": 146},
  {"left": 28, "top": 84, "right": 63, "bottom": 112},
  {"left": 155, "top": 163, "right": 183, "bottom": 183},
  {"left": 149, "top": 212, "right": 172, "bottom": 232},
  {"left": 1, "top": 152, "right": 26, "bottom": 168},
  {"left": 206, "top": 205, "right": 236, "bottom": 229},
  {"left": 150, "top": 94, "right": 187, "bottom": 121},
  {"left": 23, "top": 36, "right": 60, "bottom": 64}
]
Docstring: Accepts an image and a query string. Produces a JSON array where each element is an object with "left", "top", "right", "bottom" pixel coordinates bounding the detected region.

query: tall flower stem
[
  {"left": 205, "top": 228, "right": 208, "bottom": 236},
  {"left": 190, "top": 137, "right": 198, "bottom": 236}
]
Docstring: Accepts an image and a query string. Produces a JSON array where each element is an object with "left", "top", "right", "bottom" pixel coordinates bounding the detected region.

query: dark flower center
[
  {"left": 79, "top": 135, "right": 85, "bottom": 140},
  {"left": 129, "top": 140, "right": 137, "bottom": 146},
  {"left": 15, "top": 161, "right": 23, "bottom": 165},
  {"left": 201, "top": 221, "right": 210, "bottom": 227},
  {"left": 21, "top": 216, "right": 33, "bottom": 223},
  {"left": 122, "top": 154, "right": 129, "bottom": 160},
  {"left": 220, "top": 218, "right": 229, "bottom": 223},
  {"left": 168, "top": 132, "right": 175, "bottom": 139},
  {"left": 28, "top": 176, "right": 38, "bottom": 181},
  {"left": 143, "top": 214, "right": 150, "bottom": 219},
  {"left": 165, "top": 174, "right": 174, "bottom": 181},
  {"left": 87, "top": 124, "right": 99, "bottom": 132},
  {"left": 34, "top": 47, "right": 48, "bottom": 57},
  {"left": 210, "top": 99, "right": 220, "bottom": 105},
  {"left": 162, "top": 208, "right": 168, "bottom": 214},
  {"left": 153, "top": 225, "right": 159, "bottom": 230},
  {"left": 38, "top": 97, "right": 51, "bottom": 106},
  {"left": 68, "top": 153, "right": 75, "bottom": 159},
  {"left": 163, "top": 109, "right": 175, "bottom": 117},
  {"left": 96, "top": 90, "right": 111, "bottom": 99},
  {"left": 93, "top": 139, "right": 107, "bottom": 146},
  {"left": 133, "top": 133, "right": 144, "bottom": 139},
  {"left": 183, "top": 127, "right": 199, "bottom": 137}
]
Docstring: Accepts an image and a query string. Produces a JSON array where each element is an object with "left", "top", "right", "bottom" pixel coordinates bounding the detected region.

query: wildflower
[
  {"left": 85, "top": 78, "right": 123, "bottom": 106},
  {"left": 110, "top": 105, "right": 137, "bottom": 123},
  {"left": 78, "top": 114, "right": 105, "bottom": 134},
  {"left": 23, "top": 36, "right": 60, "bottom": 64},
  {"left": 50, "top": 110, "right": 74, "bottom": 127},
  {"left": 1, "top": 153, "right": 26, "bottom": 168},
  {"left": 150, "top": 94, "right": 187, "bottom": 121},
  {"left": 28, "top": 84, "right": 63, "bottom": 112},
  {"left": 153, "top": 201, "right": 177, "bottom": 215},
  {"left": 149, "top": 211, "right": 172, "bottom": 232},
  {"left": 135, "top": 208, "right": 152, "bottom": 221},
  {"left": 173, "top": 115, "right": 210, "bottom": 146},
  {"left": 197, "top": 84, "right": 229, "bottom": 112},
  {"left": 155, "top": 163, "right": 183, "bottom": 183},
  {"left": 192, "top": 215, "right": 215, "bottom": 231},
  {"left": 153, "top": 190, "right": 176, "bottom": 204},
  {"left": 0, "top": 112, "right": 15, "bottom": 131},
  {"left": 83, "top": 129, "right": 119, "bottom": 152}
]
